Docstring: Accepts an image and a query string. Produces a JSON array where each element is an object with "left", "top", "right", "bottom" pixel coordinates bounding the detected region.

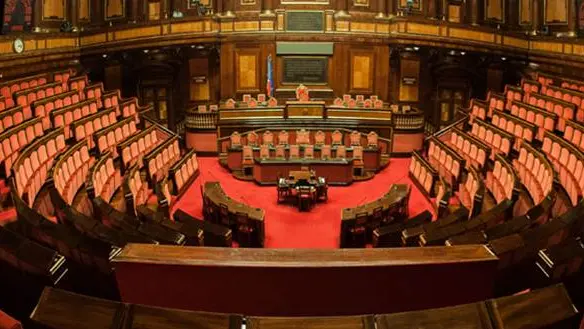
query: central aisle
[{"left": 174, "top": 157, "right": 434, "bottom": 248}]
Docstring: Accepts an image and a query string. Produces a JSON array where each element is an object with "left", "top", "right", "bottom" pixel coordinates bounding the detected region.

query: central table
[{"left": 253, "top": 158, "right": 353, "bottom": 185}]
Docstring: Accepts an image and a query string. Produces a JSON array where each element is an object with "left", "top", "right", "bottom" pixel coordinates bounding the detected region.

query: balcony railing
[{"left": 185, "top": 112, "right": 219, "bottom": 130}]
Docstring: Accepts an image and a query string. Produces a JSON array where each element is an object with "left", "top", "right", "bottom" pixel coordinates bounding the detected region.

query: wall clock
[{"left": 13, "top": 38, "right": 24, "bottom": 54}]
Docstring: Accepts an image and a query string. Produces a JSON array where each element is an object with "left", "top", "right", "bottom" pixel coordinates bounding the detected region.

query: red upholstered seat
[{"left": 0, "top": 310, "right": 22, "bottom": 329}]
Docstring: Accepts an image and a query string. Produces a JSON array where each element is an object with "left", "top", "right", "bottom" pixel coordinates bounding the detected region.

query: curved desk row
[
  {"left": 112, "top": 244, "right": 497, "bottom": 316},
  {"left": 32, "top": 284, "right": 578, "bottom": 329},
  {"left": 203, "top": 182, "right": 265, "bottom": 247},
  {"left": 340, "top": 184, "right": 411, "bottom": 248}
]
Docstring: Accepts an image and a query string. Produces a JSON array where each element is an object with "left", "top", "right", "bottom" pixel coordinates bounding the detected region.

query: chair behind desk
[
  {"left": 174, "top": 209, "right": 233, "bottom": 247},
  {"left": 373, "top": 210, "right": 433, "bottom": 248}
]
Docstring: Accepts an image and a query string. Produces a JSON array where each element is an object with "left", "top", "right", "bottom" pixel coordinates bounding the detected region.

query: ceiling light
[
  {"left": 460, "top": 51, "right": 466, "bottom": 55},
  {"left": 501, "top": 56, "right": 507, "bottom": 61},
  {"left": 413, "top": 46, "right": 419, "bottom": 51}
]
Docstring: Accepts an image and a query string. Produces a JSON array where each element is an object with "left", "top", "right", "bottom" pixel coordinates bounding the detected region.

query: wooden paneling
[
  {"left": 189, "top": 58, "right": 210, "bottom": 101},
  {"left": 105, "top": 0, "right": 124, "bottom": 19},
  {"left": 105, "top": 64, "right": 122, "bottom": 91},
  {"left": 448, "top": 4, "right": 461, "bottom": 23},
  {"left": 236, "top": 52, "right": 259, "bottom": 91},
  {"left": 485, "top": 0, "right": 504, "bottom": 22},
  {"left": 519, "top": 0, "right": 531, "bottom": 24},
  {"left": 148, "top": 1, "right": 161, "bottom": 20},
  {"left": 350, "top": 52, "right": 373, "bottom": 93},
  {"left": 43, "top": 0, "right": 66, "bottom": 20},
  {"left": 399, "top": 57, "right": 419, "bottom": 102},
  {"left": 79, "top": 0, "right": 90, "bottom": 20},
  {"left": 545, "top": 0, "right": 568, "bottom": 24}
]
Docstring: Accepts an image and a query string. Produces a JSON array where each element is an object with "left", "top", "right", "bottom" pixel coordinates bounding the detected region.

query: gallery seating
[
  {"left": 524, "top": 92, "right": 576, "bottom": 132},
  {"left": 521, "top": 78, "right": 541, "bottom": 94},
  {"left": 94, "top": 117, "right": 138, "bottom": 156},
  {"left": 469, "top": 99, "right": 487, "bottom": 122},
  {"left": 52, "top": 141, "right": 94, "bottom": 205},
  {"left": 540, "top": 84, "right": 584, "bottom": 122},
  {"left": 13, "top": 128, "right": 67, "bottom": 207},
  {"left": 445, "top": 127, "right": 489, "bottom": 170},
  {"left": 427, "top": 136, "right": 464, "bottom": 188},
  {"left": 119, "top": 98, "right": 141, "bottom": 121},
  {"left": 50, "top": 98, "right": 100, "bottom": 139},
  {"left": 87, "top": 152, "right": 120, "bottom": 203},
  {"left": 144, "top": 135, "right": 180, "bottom": 185},
  {"left": 512, "top": 141, "right": 555, "bottom": 210},
  {"left": 0, "top": 117, "right": 44, "bottom": 179},
  {"left": 541, "top": 131, "right": 584, "bottom": 207},
  {"left": 14, "top": 81, "right": 68, "bottom": 118},
  {"left": 118, "top": 126, "right": 166, "bottom": 172},
  {"left": 85, "top": 82, "right": 104, "bottom": 100},
  {"left": 124, "top": 165, "right": 152, "bottom": 217},
  {"left": 469, "top": 119, "right": 514, "bottom": 160},
  {"left": 485, "top": 154, "right": 519, "bottom": 204},
  {"left": 504, "top": 85, "right": 524, "bottom": 110},
  {"left": 0, "top": 73, "right": 49, "bottom": 110},
  {"left": 491, "top": 110, "right": 537, "bottom": 149},
  {"left": 31, "top": 90, "right": 81, "bottom": 129},
  {"left": 168, "top": 149, "right": 199, "bottom": 198},
  {"left": 71, "top": 107, "right": 117, "bottom": 147},
  {"left": 68, "top": 75, "right": 88, "bottom": 94},
  {"left": 509, "top": 100, "right": 557, "bottom": 140},
  {"left": 101, "top": 90, "right": 121, "bottom": 116},
  {"left": 458, "top": 167, "right": 484, "bottom": 219},
  {"left": 486, "top": 91, "right": 505, "bottom": 118},
  {"left": 401, "top": 207, "right": 469, "bottom": 247},
  {"left": 409, "top": 151, "right": 438, "bottom": 198}
]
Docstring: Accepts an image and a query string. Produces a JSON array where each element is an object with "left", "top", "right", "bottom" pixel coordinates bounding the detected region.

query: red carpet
[{"left": 174, "top": 157, "right": 434, "bottom": 248}]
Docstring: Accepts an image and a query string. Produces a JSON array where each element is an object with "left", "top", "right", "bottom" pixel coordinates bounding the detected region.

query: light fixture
[
  {"left": 196, "top": 45, "right": 205, "bottom": 50},
  {"left": 413, "top": 46, "right": 419, "bottom": 51},
  {"left": 501, "top": 56, "right": 507, "bottom": 61},
  {"left": 143, "top": 49, "right": 149, "bottom": 53},
  {"left": 102, "top": 54, "right": 107, "bottom": 58},
  {"left": 190, "top": 45, "right": 196, "bottom": 48},
  {"left": 460, "top": 51, "right": 466, "bottom": 55}
]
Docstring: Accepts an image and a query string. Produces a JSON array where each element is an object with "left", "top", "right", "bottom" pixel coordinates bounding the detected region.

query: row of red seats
[
  {"left": 95, "top": 117, "right": 138, "bottom": 156},
  {"left": 145, "top": 136, "right": 180, "bottom": 185},
  {"left": 446, "top": 127, "right": 489, "bottom": 170},
  {"left": 512, "top": 141, "right": 554, "bottom": 207},
  {"left": 427, "top": 136, "right": 464, "bottom": 189},
  {"left": 0, "top": 72, "right": 50, "bottom": 110},
  {"left": 169, "top": 149, "right": 199, "bottom": 198},
  {"left": 563, "top": 120, "right": 584, "bottom": 152},
  {"left": 408, "top": 151, "right": 438, "bottom": 197},
  {"left": 459, "top": 167, "right": 484, "bottom": 219},
  {"left": 469, "top": 119, "right": 513, "bottom": 159},
  {"left": 51, "top": 98, "right": 100, "bottom": 139},
  {"left": 90, "top": 153, "right": 121, "bottom": 202},
  {"left": 491, "top": 110, "right": 536, "bottom": 149},
  {"left": 542, "top": 131, "right": 584, "bottom": 207},
  {"left": 53, "top": 142, "right": 94, "bottom": 205},
  {"left": 230, "top": 129, "right": 379, "bottom": 149},
  {"left": 521, "top": 76, "right": 584, "bottom": 123},
  {"left": 14, "top": 128, "right": 66, "bottom": 208},
  {"left": 119, "top": 127, "right": 164, "bottom": 171},
  {"left": 72, "top": 107, "right": 117, "bottom": 148},
  {"left": 0, "top": 117, "right": 44, "bottom": 178},
  {"left": 125, "top": 165, "right": 151, "bottom": 216},
  {"left": 508, "top": 100, "right": 557, "bottom": 140},
  {"left": 485, "top": 154, "right": 518, "bottom": 204}
]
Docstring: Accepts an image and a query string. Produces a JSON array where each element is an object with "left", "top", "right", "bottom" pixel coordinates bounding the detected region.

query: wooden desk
[
  {"left": 204, "top": 182, "right": 265, "bottom": 247},
  {"left": 342, "top": 184, "right": 410, "bottom": 221},
  {"left": 253, "top": 158, "right": 353, "bottom": 185},
  {"left": 112, "top": 244, "right": 498, "bottom": 316}
]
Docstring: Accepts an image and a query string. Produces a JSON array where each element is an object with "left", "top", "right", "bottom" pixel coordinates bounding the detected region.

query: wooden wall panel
[
  {"left": 105, "top": 64, "right": 122, "bottom": 91},
  {"left": 43, "top": 0, "right": 66, "bottom": 19},
  {"left": 374, "top": 45, "right": 390, "bottom": 101},
  {"left": 105, "top": 0, "right": 124, "bottom": 19},
  {"left": 545, "top": 0, "right": 568, "bottom": 23},
  {"left": 79, "top": 0, "right": 90, "bottom": 20},
  {"left": 350, "top": 52, "right": 373, "bottom": 93},
  {"left": 236, "top": 52, "right": 259, "bottom": 91},
  {"left": 519, "top": 0, "right": 531, "bottom": 24},
  {"left": 189, "top": 58, "right": 210, "bottom": 101},
  {"left": 485, "top": 0, "right": 503, "bottom": 21},
  {"left": 220, "top": 43, "right": 235, "bottom": 99},
  {"left": 399, "top": 57, "right": 419, "bottom": 102},
  {"left": 448, "top": 4, "right": 461, "bottom": 22}
]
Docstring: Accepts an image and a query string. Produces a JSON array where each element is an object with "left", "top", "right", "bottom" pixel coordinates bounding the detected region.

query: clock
[{"left": 13, "top": 38, "right": 24, "bottom": 54}]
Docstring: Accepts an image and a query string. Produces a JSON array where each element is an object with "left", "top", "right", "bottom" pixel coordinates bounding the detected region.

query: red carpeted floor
[{"left": 174, "top": 157, "right": 434, "bottom": 248}]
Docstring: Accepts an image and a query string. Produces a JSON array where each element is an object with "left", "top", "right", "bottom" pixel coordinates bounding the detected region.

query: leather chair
[
  {"left": 219, "top": 203, "right": 231, "bottom": 228},
  {"left": 297, "top": 186, "right": 314, "bottom": 211},
  {"left": 235, "top": 211, "right": 256, "bottom": 247},
  {"left": 350, "top": 212, "right": 368, "bottom": 248}
]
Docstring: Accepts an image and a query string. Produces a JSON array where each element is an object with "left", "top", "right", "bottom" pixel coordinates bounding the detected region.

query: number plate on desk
[{"left": 287, "top": 105, "right": 324, "bottom": 118}]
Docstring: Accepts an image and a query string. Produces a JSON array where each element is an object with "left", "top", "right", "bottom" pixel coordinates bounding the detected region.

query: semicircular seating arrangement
[{"left": 3, "top": 68, "right": 584, "bottom": 327}]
